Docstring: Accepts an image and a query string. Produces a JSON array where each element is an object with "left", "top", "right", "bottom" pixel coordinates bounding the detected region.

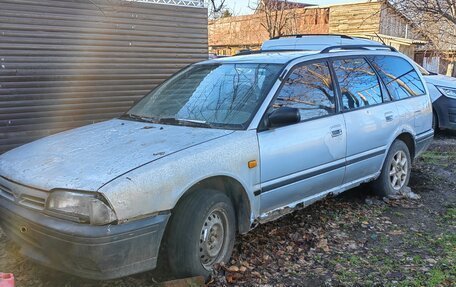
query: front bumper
[
  {"left": 0, "top": 197, "right": 170, "bottom": 280},
  {"left": 433, "top": 96, "right": 456, "bottom": 130}
]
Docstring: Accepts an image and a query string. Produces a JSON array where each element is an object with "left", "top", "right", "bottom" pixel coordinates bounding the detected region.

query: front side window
[
  {"left": 369, "top": 56, "right": 426, "bottom": 100},
  {"left": 127, "top": 63, "right": 283, "bottom": 129},
  {"left": 272, "top": 61, "right": 336, "bottom": 121},
  {"left": 333, "top": 58, "right": 383, "bottom": 111}
]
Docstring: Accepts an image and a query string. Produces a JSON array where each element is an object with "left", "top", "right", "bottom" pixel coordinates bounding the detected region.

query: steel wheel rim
[
  {"left": 199, "top": 209, "right": 227, "bottom": 269},
  {"left": 389, "top": 150, "right": 408, "bottom": 191}
]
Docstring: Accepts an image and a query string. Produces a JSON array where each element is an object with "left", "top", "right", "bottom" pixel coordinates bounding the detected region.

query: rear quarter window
[{"left": 369, "top": 56, "right": 426, "bottom": 100}]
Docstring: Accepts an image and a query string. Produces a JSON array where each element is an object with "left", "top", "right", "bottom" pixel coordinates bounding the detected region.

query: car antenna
[{"left": 374, "top": 32, "right": 387, "bottom": 45}]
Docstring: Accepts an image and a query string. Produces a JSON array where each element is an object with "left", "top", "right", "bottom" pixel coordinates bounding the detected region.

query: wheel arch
[
  {"left": 175, "top": 176, "right": 252, "bottom": 234},
  {"left": 395, "top": 132, "right": 416, "bottom": 160}
]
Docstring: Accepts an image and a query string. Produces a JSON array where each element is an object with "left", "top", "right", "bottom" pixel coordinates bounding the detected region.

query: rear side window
[
  {"left": 369, "top": 56, "right": 426, "bottom": 100},
  {"left": 333, "top": 58, "right": 383, "bottom": 111},
  {"left": 273, "top": 61, "right": 336, "bottom": 121}
]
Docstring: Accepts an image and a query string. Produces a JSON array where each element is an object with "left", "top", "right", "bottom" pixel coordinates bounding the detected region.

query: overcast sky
[{"left": 224, "top": 0, "right": 357, "bottom": 15}]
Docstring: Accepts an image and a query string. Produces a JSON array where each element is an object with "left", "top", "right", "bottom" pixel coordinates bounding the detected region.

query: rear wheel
[
  {"left": 371, "top": 140, "right": 411, "bottom": 197},
  {"left": 166, "top": 189, "right": 236, "bottom": 279}
]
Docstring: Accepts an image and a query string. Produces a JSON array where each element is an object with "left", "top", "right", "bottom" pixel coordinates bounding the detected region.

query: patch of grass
[
  {"left": 358, "top": 229, "right": 456, "bottom": 287},
  {"left": 441, "top": 208, "right": 456, "bottom": 223},
  {"left": 336, "top": 269, "right": 358, "bottom": 284},
  {"left": 435, "top": 233, "right": 456, "bottom": 254},
  {"left": 412, "top": 255, "right": 423, "bottom": 265},
  {"left": 428, "top": 268, "right": 447, "bottom": 286},
  {"left": 421, "top": 151, "right": 456, "bottom": 167},
  {"left": 348, "top": 255, "right": 361, "bottom": 265},
  {"left": 380, "top": 234, "right": 390, "bottom": 245}
]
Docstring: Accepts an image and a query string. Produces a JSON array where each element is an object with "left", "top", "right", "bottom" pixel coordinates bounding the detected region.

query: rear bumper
[
  {"left": 0, "top": 197, "right": 169, "bottom": 280},
  {"left": 433, "top": 96, "right": 456, "bottom": 130}
]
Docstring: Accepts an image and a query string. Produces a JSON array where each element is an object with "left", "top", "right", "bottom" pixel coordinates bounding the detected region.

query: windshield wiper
[
  {"left": 120, "top": 113, "right": 157, "bottom": 123},
  {"left": 158, "top": 117, "right": 213, "bottom": 128}
]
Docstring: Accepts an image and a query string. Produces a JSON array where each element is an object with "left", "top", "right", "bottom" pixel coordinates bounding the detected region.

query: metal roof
[
  {"left": 126, "top": 0, "right": 205, "bottom": 8},
  {"left": 0, "top": 0, "right": 208, "bottom": 154}
]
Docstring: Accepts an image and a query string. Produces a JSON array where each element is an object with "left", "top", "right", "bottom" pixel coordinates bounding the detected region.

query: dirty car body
[{"left": 0, "top": 44, "right": 433, "bottom": 279}]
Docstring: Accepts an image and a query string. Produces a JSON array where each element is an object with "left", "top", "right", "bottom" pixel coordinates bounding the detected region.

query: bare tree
[
  {"left": 209, "top": 0, "right": 227, "bottom": 19},
  {"left": 210, "top": 0, "right": 225, "bottom": 11},
  {"left": 389, "top": 0, "right": 456, "bottom": 75},
  {"left": 391, "top": 0, "right": 456, "bottom": 49},
  {"left": 394, "top": 0, "right": 455, "bottom": 24},
  {"left": 249, "top": 0, "right": 299, "bottom": 38}
]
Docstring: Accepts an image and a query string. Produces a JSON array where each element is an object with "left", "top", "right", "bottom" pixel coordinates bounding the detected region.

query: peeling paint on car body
[
  {"left": 0, "top": 119, "right": 234, "bottom": 192},
  {"left": 100, "top": 130, "right": 260, "bottom": 221}
]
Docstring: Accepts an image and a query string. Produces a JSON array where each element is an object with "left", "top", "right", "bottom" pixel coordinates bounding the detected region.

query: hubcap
[
  {"left": 199, "top": 209, "right": 226, "bottom": 268},
  {"left": 389, "top": 150, "right": 408, "bottom": 190}
]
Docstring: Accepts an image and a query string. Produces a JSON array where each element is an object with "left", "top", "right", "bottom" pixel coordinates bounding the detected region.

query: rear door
[
  {"left": 258, "top": 61, "right": 346, "bottom": 214},
  {"left": 368, "top": 55, "right": 431, "bottom": 135},
  {"left": 332, "top": 57, "right": 399, "bottom": 184}
]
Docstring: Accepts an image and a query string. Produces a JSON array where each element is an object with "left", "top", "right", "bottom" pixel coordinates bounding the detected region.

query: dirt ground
[{"left": 1, "top": 133, "right": 455, "bottom": 287}]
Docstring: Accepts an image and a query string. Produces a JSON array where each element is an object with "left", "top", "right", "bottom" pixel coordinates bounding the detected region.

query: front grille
[
  {"left": 19, "top": 194, "right": 46, "bottom": 210},
  {"left": 0, "top": 176, "right": 48, "bottom": 211},
  {"left": 0, "top": 184, "right": 14, "bottom": 201}
]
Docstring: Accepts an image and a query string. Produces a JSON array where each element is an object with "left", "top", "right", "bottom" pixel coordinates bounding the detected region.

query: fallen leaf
[{"left": 227, "top": 266, "right": 239, "bottom": 272}]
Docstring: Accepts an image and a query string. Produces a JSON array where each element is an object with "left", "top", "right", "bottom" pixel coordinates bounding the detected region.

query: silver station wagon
[{"left": 0, "top": 42, "right": 433, "bottom": 280}]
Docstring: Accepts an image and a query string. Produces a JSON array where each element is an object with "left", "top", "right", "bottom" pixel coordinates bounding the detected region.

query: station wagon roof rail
[
  {"left": 234, "top": 44, "right": 398, "bottom": 57},
  {"left": 270, "top": 34, "right": 355, "bottom": 40},
  {"left": 320, "top": 44, "right": 398, "bottom": 53},
  {"left": 234, "top": 49, "right": 303, "bottom": 56}
]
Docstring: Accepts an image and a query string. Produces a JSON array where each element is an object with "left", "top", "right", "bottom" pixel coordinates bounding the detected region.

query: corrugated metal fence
[{"left": 0, "top": 0, "right": 208, "bottom": 153}]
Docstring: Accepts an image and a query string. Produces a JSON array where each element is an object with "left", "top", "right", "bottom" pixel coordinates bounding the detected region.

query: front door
[{"left": 258, "top": 61, "right": 346, "bottom": 214}]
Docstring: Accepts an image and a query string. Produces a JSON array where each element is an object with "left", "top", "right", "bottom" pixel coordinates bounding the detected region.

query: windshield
[{"left": 126, "top": 63, "right": 283, "bottom": 129}]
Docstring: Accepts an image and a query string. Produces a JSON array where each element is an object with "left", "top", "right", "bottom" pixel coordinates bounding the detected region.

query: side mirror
[{"left": 267, "top": 107, "right": 300, "bottom": 128}]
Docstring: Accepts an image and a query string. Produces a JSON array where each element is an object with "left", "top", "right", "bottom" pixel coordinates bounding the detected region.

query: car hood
[
  {"left": 0, "top": 119, "right": 233, "bottom": 191},
  {"left": 424, "top": 74, "right": 456, "bottom": 87}
]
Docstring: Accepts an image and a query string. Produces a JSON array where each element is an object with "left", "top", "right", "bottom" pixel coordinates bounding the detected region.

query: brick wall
[{"left": 209, "top": 7, "right": 329, "bottom": 55}]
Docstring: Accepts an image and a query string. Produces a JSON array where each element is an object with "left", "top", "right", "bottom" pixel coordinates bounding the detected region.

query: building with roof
[
  {"left": 254, "top": 0, "right": 315, "bottom": 13},
  {"left": 209, "top": 0, "right": 426, "bottom": 58}
]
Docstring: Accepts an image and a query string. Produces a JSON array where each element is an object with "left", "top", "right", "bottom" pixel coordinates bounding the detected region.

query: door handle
[
  {"left": 385, "top": 112, "right": 394, "bottom": 122},
  {"left": 331, "top": 128, "right": 343, "bottom": 137},
  {"left": 330, "top": 125, "right": 343, "bottom": 137}
]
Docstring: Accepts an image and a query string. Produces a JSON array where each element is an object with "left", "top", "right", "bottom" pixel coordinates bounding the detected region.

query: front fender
[{"left": 98, "top": 130, "right": 260, "bottom": 222}]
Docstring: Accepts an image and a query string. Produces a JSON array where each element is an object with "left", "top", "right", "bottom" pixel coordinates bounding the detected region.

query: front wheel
[
  {"left": 371, "top": 140, "right": 412, "bottom": 197},
  {"left": 166, "top": 189, "right": 236, "bottom": 279}
]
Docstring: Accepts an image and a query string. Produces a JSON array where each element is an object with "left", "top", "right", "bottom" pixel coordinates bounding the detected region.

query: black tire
[
  {"left": 166, "top": 189, "right": 236, "bottom": 279},
  {"left": 371, "top": 140, "right": 412, "bottom": 197},
  {"left": 432, "top": 111, "right": 439, "bottom": 132}
]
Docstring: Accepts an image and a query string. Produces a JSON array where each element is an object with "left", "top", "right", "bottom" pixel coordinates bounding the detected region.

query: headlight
[
  {"left": 46, "top": 190, "right": 117, "bottom": 225},
  {"left": 436, "top": 86, "right": 456, "bottom": 99}
]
